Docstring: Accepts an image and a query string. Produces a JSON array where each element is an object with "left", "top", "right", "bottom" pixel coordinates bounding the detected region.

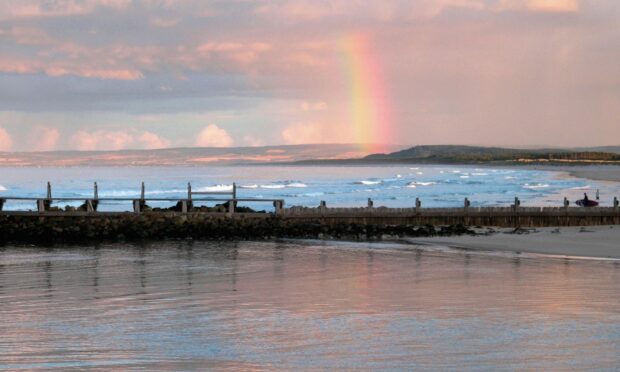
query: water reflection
[{"left": 0, "top": 241, "right": 619, "bottom": 370}]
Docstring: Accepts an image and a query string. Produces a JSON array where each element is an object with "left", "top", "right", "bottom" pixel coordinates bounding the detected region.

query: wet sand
[
  {"left": 522, "top": 164, "right": 620, "bottom": 183},
  {"left": 409, "top": 225, "right": 620, "bottom": 259}
]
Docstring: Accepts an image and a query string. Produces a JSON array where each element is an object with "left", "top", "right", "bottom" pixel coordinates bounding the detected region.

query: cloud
[
  {"left": 137, "top": 131, "right": 171, "bottom": 149},
  {"left": 30, "top": 126, "right": 60, "bottom": 151},
  {"left": 497, "top": 0, "right": 580, "bottom": 13},
  {"left": 301, "top": 101, "right": 328, "bottom": 111},
  {"left": 281, "top": 122, "right": 352, "bottom": 145},
  {"left": 195, "top": 124, "right": 233, "bottom": 147},
  {"left": 70, "top": 129, "right": 170, "bottom": 150},
  {"left": 0, "top": 127, "right": 12, "bottom": 151},
  {"left": 0, "top": 0, "right": 131, "bottom": 20},
  {"left": 525, "top": 0, "right": 579, "bottom": 12}
]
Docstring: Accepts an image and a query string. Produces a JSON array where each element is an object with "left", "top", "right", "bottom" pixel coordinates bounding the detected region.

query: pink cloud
[
  {"left": 30, "top": 126, "right": 60, "bottom": 151},
  {"left": 496, "top": 0, "right": 580, "bottom": 13},
  {"left": 70, "top": 129, "right": 167, "bottom": 150},
  {"left": 281, "top": 122, "right": 352, "bottom": 145},
  {"left": 0, "top": 0, "right": 130, "bottom": 20},
  {"left": 0, "top": 127, "right": 13, "bottom": 151},
  {"left": 195, "top": 124, "right": 233, "bottom": 147},
  {"left": 137, "top": 131, "right": 171, "bottom": 149}
]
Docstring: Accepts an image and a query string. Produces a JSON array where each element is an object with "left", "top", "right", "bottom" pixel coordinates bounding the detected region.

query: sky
[{"left": 0, "top": 0, "right": 619, "bottom": 152}]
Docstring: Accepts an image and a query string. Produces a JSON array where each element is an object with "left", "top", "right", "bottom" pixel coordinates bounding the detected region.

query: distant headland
[{"left": 1, "top": 144, "right": 620, "bottom": 167}]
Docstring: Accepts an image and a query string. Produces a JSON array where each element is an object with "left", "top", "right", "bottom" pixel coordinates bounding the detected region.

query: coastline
[
  {"left": 519, "top": 164, "right": 620, "bottom": 183},
  {"left": 408, "top": 225, "right": 620, "bottom": 259}
]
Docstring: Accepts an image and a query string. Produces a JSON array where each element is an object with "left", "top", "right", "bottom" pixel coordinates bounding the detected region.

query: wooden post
[
  {"left": 133, "top": 199, "right": 141, "bottom": 213},
  {"left": 274, "top": 200, "right": 284, "bottom": 215},
  {"left": 94, "top": 182, "right": 99, "bottom": 199},
  {"left": 46, "top": 181, "right": 52, "bottom": 199},
  {"left": 181, "top": 200, "right": 188, "bottom": 213},
  {"left": 140, "top": 182, "right": 145, "bottom": 200},
  {"left": 187, "top": 182, "right": 192, "bottom": 201},
  {"left": 0, "top": 198, "right": 5, "bottom": 211},
  {"left": 37, "top": 199, "right": 46, "bottom": 212},
  {"left": 228, "top": 199, "right": 235, "bottom": 214},
  {"left": 319, "top": 200, "right": 327, "bottom": 213},
  {"left": 232, "top": 182, "right": 237, "bottom": 200},
  {"left": 86, "top": 199, "right": 95, "bottom": 213}
]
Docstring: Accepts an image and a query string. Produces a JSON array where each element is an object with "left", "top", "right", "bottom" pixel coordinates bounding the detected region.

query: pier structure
[
  {"left": 0, "top": 181, "right": 285, "bottom": 216},
  {"left": 0, "top": 182, "right": 619, "bottom": 227}
]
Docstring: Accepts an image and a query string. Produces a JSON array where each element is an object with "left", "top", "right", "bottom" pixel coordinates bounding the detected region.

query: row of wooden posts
[
  {"left": 0, "top": 182, "right": 285, "bottom": 214},
  {"left": 1, "top": 182, "right": 619, "bottom": 214}
]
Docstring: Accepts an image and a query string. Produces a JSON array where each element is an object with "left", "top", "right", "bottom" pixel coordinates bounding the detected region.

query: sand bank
[
  {"left": 409, "top": 225, "right": 620, "bottom": 259},
  {"left": 521, "top": 164, "right": 620, "bottom": 183}
]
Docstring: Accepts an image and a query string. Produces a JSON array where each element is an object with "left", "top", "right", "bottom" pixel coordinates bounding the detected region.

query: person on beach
[{"left": 583, "top": 193, "right": 589, "bottom": 203}]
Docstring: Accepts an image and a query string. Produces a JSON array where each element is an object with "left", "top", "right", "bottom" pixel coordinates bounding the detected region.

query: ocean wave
[
  {"left": 471, "top": 172, "right": 488, "bottom": 176},
  {"left": 355, "top": 180, "right": 382, "bottom": 185},
  {"left": 505, "top": 176, "right": 517, "bottom": 180},
  {"left": 460, "top": 175, "right": 470, "bottom": 179},
  {"left": 523, "top": 183, "right": 550, "bottom": 189},
  {"left": 287, "top": 182, "right": 307, "bottom": 188},
  {"left": 196, "top": 184, "right": 233, "bottom": 192},
  {"left": 301, "top": 192, "right": 324, "bottom": 197},
  {"left": 260, "top": 184, "right": 286, "bottom": 189},
  {"left": 259, "top": 181, "right": 307, "bottom": 189},
  {"left": 0, "top": 184, "right": 6, "bottom": 192},
  {"left": 239, "top": 184, "right": 258, "bottom": 189},
  {"left": 408, "top": 181, "right": 436, "bottom": 187},
  {"left": 98, "top": 188, "right": 187, "bottom": 197},
  {"left": 571, "top": 185, "right": 591, "bottom": 190}
]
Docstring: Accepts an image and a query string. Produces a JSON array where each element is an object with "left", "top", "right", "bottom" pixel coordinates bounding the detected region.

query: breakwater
[
  {"left": 1, "top": 205, "right": 619, "bottom": 245},
  {"left": 0, "top": 213, "right": 475, "bottom": 245},
  {"left": 1, "top": 182, "right": 619, "bottom": 244}
]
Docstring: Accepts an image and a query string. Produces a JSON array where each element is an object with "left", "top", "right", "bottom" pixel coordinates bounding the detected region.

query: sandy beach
[
  {"left": 409, "top": 225, "right": 620, "bottom": 259},
  {"left": 522, "top": 164, "right": 620, "bottom": 183}
]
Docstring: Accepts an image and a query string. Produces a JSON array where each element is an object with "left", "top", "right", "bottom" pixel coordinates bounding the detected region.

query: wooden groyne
[{"left": 1, "top": 185, "right": 619, "bottom": 229}]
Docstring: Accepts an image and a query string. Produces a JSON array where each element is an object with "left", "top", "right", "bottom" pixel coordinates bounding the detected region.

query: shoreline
[{"left": 408, "top": 225, "right": 620, "bottom": 259}]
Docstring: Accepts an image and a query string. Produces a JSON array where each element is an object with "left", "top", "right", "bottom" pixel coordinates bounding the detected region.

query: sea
[
  {"left": 1, "top": 165, "right": 620, "bottom": 370},
  {"left": 0, "top": 165, "right": 617, "bottom": 211},
  {"left": 1, "top": 241, "right": 619, "bottom": 370}
]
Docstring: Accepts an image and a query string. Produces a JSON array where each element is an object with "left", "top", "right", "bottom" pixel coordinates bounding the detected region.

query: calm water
[
  {"left": 0, "top": 165, "right": 613, "bottom": 211},
  {"left": 1, "top": 241, "right": 619, "bottom": 370}
]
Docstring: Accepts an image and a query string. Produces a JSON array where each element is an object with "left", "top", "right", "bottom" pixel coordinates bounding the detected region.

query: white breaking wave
[
  {"left": 408, "top": 181, "right": 436, "bottom": 187},
  {"left": 571, "top": 185, "right": 591, "bottom": 190},
  {"left": 523, "top": 183, "right": 550, "bottom": 189},
  {"left": 261, "top": 184, "right": 286, "bottom": 189},
  {"left": 196, "top": 184, "right": 233, "bottom": 192},
  {"left": 505, "top": 176, "right": 517, "bottom": 180},
  {"left": 239, "top": 184, "right": 258, "bottom": 189},
  {"left": 287, "top": 182, "right": 307, "bottom": 188},
  {"left": 0, "top": 184, "right": 6, "bottom": 192},
  {"left": 356, "top": 180, "right": 382, "bottom": 185},
  {"left": 471, "top": 173, "right": 489, "bottom": 176},
  {"left": 460, "top": 175, "right": 470, "bottom": 179}
]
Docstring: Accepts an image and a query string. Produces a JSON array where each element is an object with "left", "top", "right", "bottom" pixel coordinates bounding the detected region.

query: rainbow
[{"left": 340, "top": 33, "right": 393, "bottom": 153}]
